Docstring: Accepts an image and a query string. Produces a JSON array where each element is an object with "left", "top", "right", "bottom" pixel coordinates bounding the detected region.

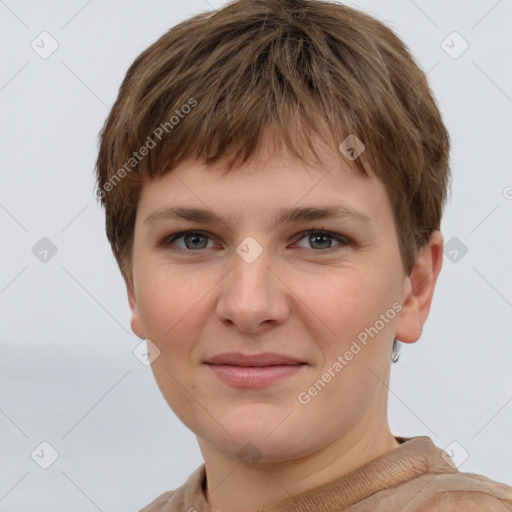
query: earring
[{"left": 418, "top": 324, "right": 423, "bottom": 331}]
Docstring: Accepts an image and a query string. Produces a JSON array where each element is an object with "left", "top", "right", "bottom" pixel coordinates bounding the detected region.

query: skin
[{"left": 127, "top": 130, "right": 444, "bottom": 510}]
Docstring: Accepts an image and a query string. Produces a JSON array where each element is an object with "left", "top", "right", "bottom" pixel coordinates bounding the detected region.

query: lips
[
  {"left": 204, "top": 352, "right": 307, "bottom": 387},
  {"left": 204, "top": 352, "right": 304, "bottom": 367}
]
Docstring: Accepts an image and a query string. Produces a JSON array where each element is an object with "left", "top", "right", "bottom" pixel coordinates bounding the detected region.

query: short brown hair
[{"left": 95, "top": 0, "right": 450, "bottom": 346}]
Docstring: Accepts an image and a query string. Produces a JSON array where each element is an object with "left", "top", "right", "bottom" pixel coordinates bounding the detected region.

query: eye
[
  {"left": 161, "top": 229, "right": 350, "bottom": 252},
  {"left": 293, "top": 230, "right": 349, "bottom": 251},
  {"left": 163, "top": 231, "right": 216, "bottom": 251}
]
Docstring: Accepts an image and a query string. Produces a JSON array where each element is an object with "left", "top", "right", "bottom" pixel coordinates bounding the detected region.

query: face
[{"left": 127, "top": 132, "right": 421, "bottom": 465}]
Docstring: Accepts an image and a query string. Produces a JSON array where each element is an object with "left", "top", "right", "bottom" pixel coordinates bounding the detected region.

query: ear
[
  {"left": 127, "top": 280, "right": 145, "bottom": 340},
  {"left": 395, "top": 231, "right": 444, "bottom": 344}
]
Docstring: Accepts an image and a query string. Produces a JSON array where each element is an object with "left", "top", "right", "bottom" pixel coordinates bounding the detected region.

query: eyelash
[{"left": 161, "top": 229, "right": 351, "bottom": 253}]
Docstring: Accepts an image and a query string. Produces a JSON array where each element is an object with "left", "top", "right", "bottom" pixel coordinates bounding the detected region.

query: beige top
[{"left": 139, "top": 436, "right": 512, "bottom": 511}]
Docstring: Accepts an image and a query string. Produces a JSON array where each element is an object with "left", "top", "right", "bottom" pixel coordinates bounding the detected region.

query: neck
[{"left": 200, "top": 417, "right": 399, "bottom": 511}]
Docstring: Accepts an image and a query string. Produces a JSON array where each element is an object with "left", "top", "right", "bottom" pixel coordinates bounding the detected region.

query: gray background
[{"left": 1, "top": 0, "right": 511, "bottom": 510}]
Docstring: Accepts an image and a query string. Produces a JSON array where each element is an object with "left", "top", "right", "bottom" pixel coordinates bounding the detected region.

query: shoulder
[
  {"left": 396, "top": 470, "right": 512, "bottom": 511},
  {"left": 137, "top": 464, "right": 206, "bottom": 512},
  {"left": 378, "top": 436, "right": 512, "bottom": 511},
  {"left": 138, "top": 490, "right": 176, "bottom": 512}
]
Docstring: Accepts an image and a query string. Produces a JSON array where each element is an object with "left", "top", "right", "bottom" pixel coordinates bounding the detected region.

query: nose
[{"left": 215, "top": 245, "right": 290, "bottom": 334}]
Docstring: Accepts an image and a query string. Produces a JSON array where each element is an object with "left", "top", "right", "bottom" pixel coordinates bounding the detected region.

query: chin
[
  {"left": 215, "top": 435, "right": 306, "bottom": 466},
  {"left": 204, "top": 416, "right": 312, "bottom": 461}
]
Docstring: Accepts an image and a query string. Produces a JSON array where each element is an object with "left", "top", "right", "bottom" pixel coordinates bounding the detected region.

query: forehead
[{"left": 136, "top": 134, "right": 393, "bottom": 232}]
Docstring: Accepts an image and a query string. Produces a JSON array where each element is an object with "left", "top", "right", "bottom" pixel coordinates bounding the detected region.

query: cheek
[
  {"left": 135, "top": 266, "right": 208, "bottom": 426},
  {"left": 297, "top": 268, "right": 390, "bottom": 340},
  {"left": 135, "top": 265, "right": 207, "bottom": 350},
  {"left": 300, "top": 271, "right": 398, "bottom": 412},
  {"left": 303, "top": 269, "right": 400, "bottom": 391}
]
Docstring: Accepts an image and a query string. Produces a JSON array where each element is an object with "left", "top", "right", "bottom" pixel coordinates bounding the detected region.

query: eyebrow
[{"left": 144, "top": 204, "right": 373, "bottom": 231}]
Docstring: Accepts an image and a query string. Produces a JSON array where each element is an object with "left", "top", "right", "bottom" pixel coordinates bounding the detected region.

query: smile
[{"left": 205, "top": 363, "right": 307, "bottom": 387}]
